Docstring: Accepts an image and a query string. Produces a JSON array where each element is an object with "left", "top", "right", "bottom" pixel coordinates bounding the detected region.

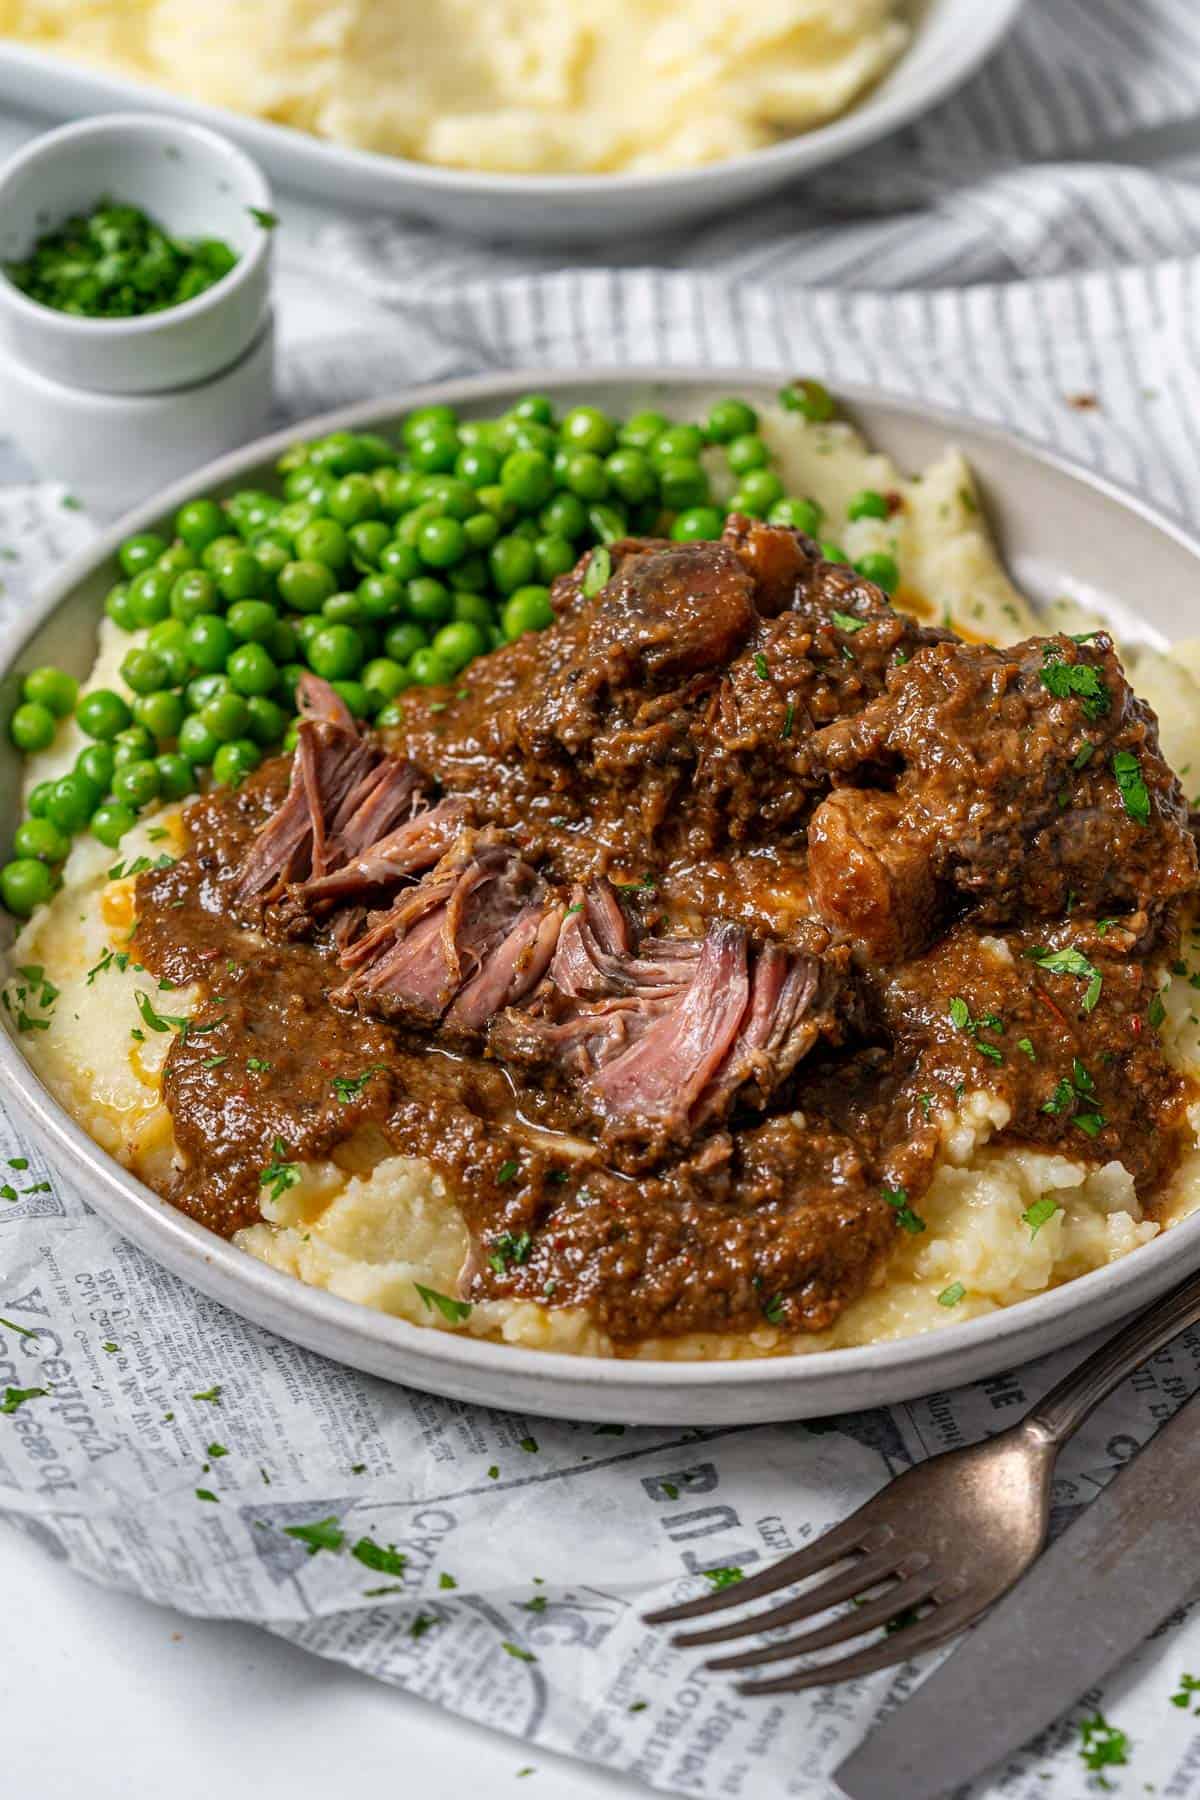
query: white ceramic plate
[
  {"left": 0, "top": 0, "right": 1024, "bottom": 243},
  {"left": 3, "top": 367, "right": 1197, "bottom": 1426}
]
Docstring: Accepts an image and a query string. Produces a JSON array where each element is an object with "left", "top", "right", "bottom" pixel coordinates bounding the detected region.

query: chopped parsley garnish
[
  {"left": 781, "top": 701, "right": 795, "bottom": 740},
  {"left": 830, "top": 609, "right": 865, "bottom": 634},
  {"left": 0, "top": 1316, "right": 35, "bottom": 1338},
  {"left": 86, "top": 948, "right": 130, "bottom": 984},
  {"left": 582, "top": 544, "right": 611, "bottom": 596},
  {"left": 519, "top": 1436, "right": 539, "bottom": 1454},
  {"left": 414, "top": 1283, "right": 472, "bottom": 1324},
  {"left": 1170, "top": 1672, "right": 1200, "bottom": 1710},
  {"left": 133, "top": 988, "right": 190, "bottom": 1035},
  {"left": 331, "top": 1065, "right": 386, "bottom": 1103},
  {"left": 101, "top": 1341, "right": 119, "bottom": 1353},
  {"left": 703, "top": 1567, "right": 744, "bottom": 1591},
  {"left": 207, "top": 1442, "right": 228, "bottom": 1458},
  {"left": 629, "top": 1701, "right": 649, "bottom": 1714},
  {"left": 1023, "top": 945, "right": 1102, "bottom": 1013},
  {"left": 523, "top": 1593, "right": 547, "bottom": 1613},
  {"left": 1038, "top": 645, "right": 1110, "bottom": 720},
  {"left": 4, "top": 964, "right": 59, "bottom": 1032},
  {"left": 1112, "top": 749, "right": 1151, "bottom": 824},
  {"left": 1072, "top": 740, "right": 1095, "bottom": 771},
  {"left": 488, "top": 1231, "right": 532, "bottom": 1275},
  {"left": 1077, "top": 1712, "right": 1129, "bottom": 1774},
  {"left": 439, "top": 1573, "right": 458, "bottom": 1590},
  {"left": 937, "top": 1283, "right": 965, "bottom": 1308},
  {"left": 202, "top": 1055, "right": 229, "bottom": 1070},
  {"left": 496, "top": 1160, "right": 519, "bottom": 1185},
  {"left": 246, "top": 1057, "right": 272, "bottom": 1075},
  {"left": 410, "top": 1613, "right": 437, "bottom": 1639},
  {"left": 259, "top": 1139, "right": 300, "bottom": 1202},
  {"left": 947, "top": 996, "right": 1004, "bottom": 1061},
  {"left": 248, "top": 206, "right": 279, "bottom": 229},
  {"left": 351, "top": 1536, "right": 407, "bottom": 1575},
  {"left": 0, "top": 1385, "right": 47, "bottom": 1414},
  {"left": 1017, "top": 1037, "right": 1036, "bottom": 1059},
  {"left": 285, "top": 1516, "right": 345, "bottom": 1556},
  {"left": 501, "top": 1642, "right": 537, "bottom": 1663},
  {"left": 195, "top": 1488, "right": 219, "bottom": 1503},
  {"left": 762, "top": 1293, "right": 786, "bottom": 1325},
  {"left": 918, "top": 1092, "right": 934, "bottom": 1118},
  {"left": 487, "top": 1465, "right": 500, "bottom": 1479},
  {"left": 1042, "top": 1078, "right": 1076, "bottom": 1117},
  {"left": 882, "top": 1184, "right": 926, "bottom": 1235},
  {"left": 192, "top": 1385, "right": 222, "bottom": 1403},
  {"left": 1022, "top": 1197, "right": 1061, "bottom": 1240},
  {"left": 753, "top": 652, "right": 770, "bottom": 679}
]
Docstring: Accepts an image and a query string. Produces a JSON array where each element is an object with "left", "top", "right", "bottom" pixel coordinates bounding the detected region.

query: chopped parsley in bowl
[{"left": 4, "top": 198, "right": 239, "bottom": 320}]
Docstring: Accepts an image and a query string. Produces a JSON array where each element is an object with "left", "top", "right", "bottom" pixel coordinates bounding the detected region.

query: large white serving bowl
[
  {"left": 1, "top": 367, "right": 1196, "bottom": 1425},
  {"left": 0, "top": 0, "right": 1024, "bottom": 243}
]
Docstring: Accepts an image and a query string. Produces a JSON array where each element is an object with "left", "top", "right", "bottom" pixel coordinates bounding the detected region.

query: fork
[{"left": 643, "top": 1265, "right": 1200, "bottom": 1694}]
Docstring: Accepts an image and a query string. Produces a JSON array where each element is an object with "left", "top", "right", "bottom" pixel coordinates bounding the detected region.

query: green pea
[
  {"left": 27, "top": 779, "right": 56, "bottom": 818},
  {"left": 252, "top": 534, "right": 292, "bottom": 582},
  {"left": 421, "top": 477, "right": 477, "bottom": 521},
  {"left": 456, "top": 445, "right": 500, "bottom": 487},
  {"left": 408, "top": 423, "right": 460, "bottom": 474},
  {"left": 169, "top": 569, "right": 219, "bottom": 624},
  {"left": 328, "top": 473, "right": 381, "bottom": 527},
  {"left": 658, "top": 458, "right": 709, "bottom": 511},
  {"left": 13, "top": 816, "right": 68, "bottom": 863},
  {"left": 855, "top": 552, "right": 900, "bottom": 595},
  {"left": 225, "top": 599, "right": 277, "bottom": 645},
  {"left": 120, "top": 648, "right": 169, "bottom": 695},
  {"left": 820, "top": 541, "right": 849, "bottom": 565},
  {"left": 276, "top": 663, "right": 307, "bottom": 702},
  {"left": 417, "top": 515, "right": 469, "bottom": 570},
  {"left": 322, "top": 591, "right": 365, "bottom": 628},
  {"left": 362, "top": 658, "right": 409, "bottom": 706},
  {"left": 0, "top": 858, "right": 53, "bottom": 915},
  {"left": 736, "top": 468, "right": 783, "bottom": 512},
  {"left": 402, "top": 404, "right": 457, "bottom": 445},
  {"left": 200, "top": 533, "right": 243, "bottom": 574},
  {"left": 112, "top": 726, "right": 156, "bottom": 769},
  {"left": 604, "top": 448, "right": 656, "bottom": 506},
  {"left": 729, "top": 489, "right": 765, "bottom": 519},
  {"left": 373, "top": 702, "right": 404, "bottom": 728},
  {"left": 283, "top": 466, "right": 317, "bottom": 501},
  {"left": 407, "top": 578, "right": 453, "bottom": 625},
  {"left": 274, "top": 503, "right": 317, "bottom": 542},
  {"left": 178, "top": 715, "right": 219, "bottom": 765},
  {"left": 90, "top": 802, "right": 137, "bottom": 848},
  {"left": 155, "top": 542, "right": 195, "bottom": 581},
  {"left": 22, "top": 666, "right": 78, "bottom": 718},
  {"left": 512, "top": 393, "right": 555, "bottom": 426},
  {"left": 45, "top": 773, "right": 97, "bottom": 833},
  {"left": 75, "top": 745, "right": 114, "bottom": 793},
  {"left": 397, "top": 501, "right": 443, "bottom": 549},
  {"left": 779, "top": 378, "right": 835, "bottom": 422},
  {"left": 245, "top": 696, "right": 288, "bottom": 746},
  {"left": 175, "top": 498, "right": 225, "bottom": 552},
  {"left": 474, "top": 483, "right": 517, "bottom": 525},
  {"left": 500, "top": 449, "right": 556, "bottom": 512},
  {"left": 278, "top": 559, "right": 336, "bottom": 613},
  {"left": 505, "top": 420, "right": 558, "bottom": 460},
  {"left": 309, "top": 431, "right": 371, "bottom": 475},
  {"left": 535, "top": 534, "right": 576, "bottom": 581},
  {"left": 306, "top": 624, "right": 363, "bottom": 681},
  {"left": 105, "top": 583, "right": 139, "bottom": 631},
  {"left": 563, "top": 452, "right": 609, "bottom": 502},
  {"left": 431, "top": 620, "right": 487, "bottom": 672},
  {"left": 348, "top": 520, "right": 392, "bottom": 570},
  {"left": 768, "top": 496, "right": 823, "bottom": 534},
  {"left": 451, "top": 592, "right": 493, "bottom": 629},
  {"left": 133, "top": 689, "right": 185, "bottom": 741},
  {"left": 705, "top": 398, "right": 758, "bottom": 443},
  {"left": 502, "top": 586, "right": 554, "bottom": 640},
  {"left": 371, "top": 467, "right": 413, "bottom": 519},
  {"left": 456, "top": 419, "right": 497, "bottom": 450},
  {"left": 330, "top": 679, "right": 368, "bottom": 718},
  {"left": 671, "top": 506, "right": 725, "bottom": 542},
  {"left": 292, "top": 617, "right": 324, "bottom": 652},
  {"left": 452, "top": 553, "right": 488, "bottom": 593},
  {"left": 201, "top": 692, "right": 252, "bottom": 743},
  {"left": 560, "top": 405, "right": 617, "bottom": 457},
  {"left": 619, "top": 410, "right": 668, "bottom": 450},
  {"left": 540, "top": 491, "right": 587, "bottom": 540},
  {"left": 463, "top": 510, "right": 500, "bottom": 551},
  {"left": 186, "top": 614, "right": 235, "bottom": 674},
  {"left": 227, "top": 643, "right": 278, "bottom": 697},
  {"left": 112, "top": 759, "right": 160, "bottom": 809},
  {"left": 212, "top": 739, "right": 261, "bottom": 788},
  {"left": 76, "top": 688, "right": 132, "bottom": 741},
  {"left": 354, "top": 432, "right": 396, "bottom": 471},
  {"left": 651, "top": 424, "right": 705, "bottom": 467},
  {"left": 384, "top": 621, "right": 428, "bottom": 662},
  {"left": 216, "top": 548, "right": 267, "bottom": 602},
  {"left": 155, "top": 752, "right": 194, "bottom": 801},
  {"left": 408, "top": 647, "right": 455, "bottom": 687},
  {"left": 379, "top": 541, "right": 422, "bottom": 584},
  {"left": 128, "top": 567, "right": 174, "bottom": 627},
  {"left": 118, "top": 532, "right": 167, "bottom": 578},
  {"left": 847, "top": 489, "right": 889, "bottom": 522},
  {"left": 358, "top": 573, "right": 406, "bottom": 621},
  {"left": 10, "top": 700, "right": 56, "bottom": 752},
  {"left": 726, "top": 434, "right": 770, "bottom": 476},
  {"left": 489, "top": 535, "right": 537, "bottom": 595}
]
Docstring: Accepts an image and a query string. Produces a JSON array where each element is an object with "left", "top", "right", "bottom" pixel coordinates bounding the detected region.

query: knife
[{"left": 835, "top": 1386, "right": 1200, "bottom": 1800}]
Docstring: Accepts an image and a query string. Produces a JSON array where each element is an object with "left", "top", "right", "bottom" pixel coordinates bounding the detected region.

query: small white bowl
[
  {"left": 0, "top": 311, "right": 276, "bottom": 520},
  {"left": 0, "top": 113, "right": 274, "bottom": 395}
]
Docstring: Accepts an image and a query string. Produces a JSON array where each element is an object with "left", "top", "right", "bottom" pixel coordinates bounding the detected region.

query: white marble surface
[{"left": 4, "top": 92, "right": 1200, "bottom": 1800}]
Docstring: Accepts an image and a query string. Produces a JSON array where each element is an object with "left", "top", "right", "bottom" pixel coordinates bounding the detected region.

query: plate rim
[
  {"left": 0, "top": 0, "right": 1025, "bottom": 202},
  {"left": 4, "top": 358, "right": 1200, "bottom": 1404}
]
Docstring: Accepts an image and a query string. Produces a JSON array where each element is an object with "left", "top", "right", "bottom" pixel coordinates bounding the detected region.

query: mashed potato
[
  {"left": 0, "top": 0, "right": 910, "bottom": 175},
  {"left": 11, "top": 406, "right": 1200, "bottom": 1360}
]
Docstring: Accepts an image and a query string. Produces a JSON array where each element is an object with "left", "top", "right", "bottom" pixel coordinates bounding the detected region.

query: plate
[
  {"left": 0, "top": 0, "right": 1024, "bottom": 244},
  {"left": 2, "top": 366, "right": 1197, "bottom": 1425}
]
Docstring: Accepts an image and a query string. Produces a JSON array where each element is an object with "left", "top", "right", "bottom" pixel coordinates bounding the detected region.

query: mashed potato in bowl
[
  {"left": 10, "top": 399, "right": 1200, "bottom": 1364},
  {"left": 0, "top": 0, "right": 910, "bottom": 175}
]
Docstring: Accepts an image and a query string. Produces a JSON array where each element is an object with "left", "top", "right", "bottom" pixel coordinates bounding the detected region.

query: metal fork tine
[
  {"left": 642, "top": 1509, "right": 879, "bottom": 1628},
  {"left": 671, "top": 1548, "right": 903, "bottom": 1650},
  {"left": 705, "top": 1572, "right": 939, "bottom": 1672},
  {"left": 735, "top": 1594, "right": 982, "bottom": 1696}
]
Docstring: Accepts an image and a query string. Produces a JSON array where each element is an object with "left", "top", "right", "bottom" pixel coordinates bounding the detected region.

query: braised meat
[{"left": 132, "top": 519, "right": 1200, "bottom": 1345}]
